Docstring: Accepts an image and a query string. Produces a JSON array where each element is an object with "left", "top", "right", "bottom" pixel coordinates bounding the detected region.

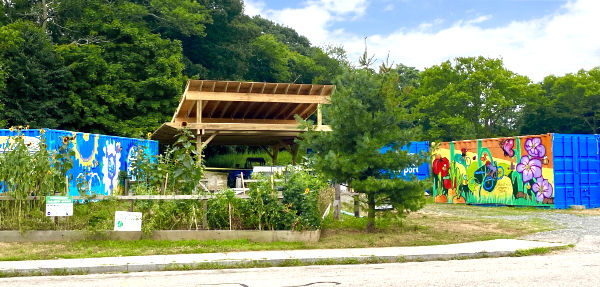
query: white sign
[
  {"left": 114, "top": 211, "right": 142, "bottom": 231},
  {"left": 45, "top": 196, "right": 73, "bottom": 216}
]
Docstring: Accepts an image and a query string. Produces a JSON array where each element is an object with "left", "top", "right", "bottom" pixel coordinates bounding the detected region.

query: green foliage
[
  {"left": 300, "top": 68, "right": 428, "bottom": 231},
  {"left": 521, "top": 67, "right": 600, "bottom": 135},
  {"left": 131, "top": 129, "right": 203, "bottom": 195},
  {"left": 0, "top": 0, "right": 345, "bottom": 136},
  {"left": 207, "top": 189, "right": 248, "bottom": 229},
  {"left": 0, "top": 128, "right": 74, "bottom": 230},
  {"left": 246, "top": 173, "right": 293, "bottom": 230},
  {"left": 281, "top": 168, "right": 326, "bottom": 230},
  {"left": 0, "top": 21, "right": 71, "bottom": 129},
  {"left": 413, "top": 56, "right": 539, "bottom": 141}
]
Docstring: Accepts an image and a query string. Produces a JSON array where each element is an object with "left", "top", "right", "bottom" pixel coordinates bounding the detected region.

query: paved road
[{"left": 3, "top": 252, "right": 600, "bottom": 287}]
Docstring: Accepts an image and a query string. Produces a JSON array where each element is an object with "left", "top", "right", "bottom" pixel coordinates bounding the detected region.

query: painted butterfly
[{"left": 500, "top": 138, "right": 515, "bottom": 157}]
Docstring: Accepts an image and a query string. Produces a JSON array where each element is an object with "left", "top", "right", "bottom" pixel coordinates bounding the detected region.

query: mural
[
  {"left": 432, "top": 134, "right": 554, "bottom": 207},
  {"left": 0, "top": 129, "right": 158, "bottom": 196}
]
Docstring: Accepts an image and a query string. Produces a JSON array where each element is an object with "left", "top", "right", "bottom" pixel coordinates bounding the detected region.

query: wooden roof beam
[
  {"left": 286, "top": 103, "right": 308, "bottom": 120},
  {"left": 229, "top": 102, "right": 245, "bottom": 118},
  {"left": 185, "top": 91, "right": 330, "bottom": 104},
  {"left": 273, "top": 103, "right": 294, "bottom": 119},
  {"left": 263, "top": 103, "right": 282, "bottom": 119},
  {"left": 186, "top": 123, "right": 303, "bottom": 131},
  {"left": 218, "top": 101, "right": 233, "bottom": 118},
  {"left": 299, "top": 103, "right": 318, "bottom": 118},
  {"left": 208, "top": 101, "right": 221, "bottom": 118},
  {"left": 251, "top": 102, "right": 269, "bottom": 119},
  {"left": 241, "top": 102, "right": 258, "bottom": 119}
]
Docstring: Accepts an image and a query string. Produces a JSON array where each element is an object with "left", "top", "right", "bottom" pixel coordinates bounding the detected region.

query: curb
[{"left": 0, "top": 239, "right": 566, "bottom": 277}]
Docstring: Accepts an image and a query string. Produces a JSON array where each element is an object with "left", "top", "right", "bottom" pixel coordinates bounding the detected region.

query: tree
[
  {"left": 0, "top": 21, "right": 71, "bottom": 128},
  {"left": 300, "top": 68, "right": 428, "bottom": 232},
  {"left": 521, "top": 68, "right": 600, "bottom": 135},
  {"left": 247, "top": 34, "right": 292, "bottom": 82},
  {"left": 413, "top": 56, "right": 538, "bottom": 141}
]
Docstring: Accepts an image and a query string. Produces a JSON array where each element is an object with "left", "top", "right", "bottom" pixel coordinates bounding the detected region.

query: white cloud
[
  {"left": 246, "top": 0, "right": 600, "bottom": 82},
  {"left": 244, "top": 0, "right": 369, "bottom": 45},
  {"left": 244, "top": 0, "right": 265, "bottom": 17}
]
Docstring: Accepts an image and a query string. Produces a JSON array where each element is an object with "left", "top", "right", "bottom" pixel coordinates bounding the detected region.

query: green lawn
[{"left": 0, "top": 202, "right": 562, "bottom": 261}]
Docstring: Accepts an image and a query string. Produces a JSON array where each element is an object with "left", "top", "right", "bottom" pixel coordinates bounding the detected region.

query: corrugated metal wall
[
  {"left": 553, "top": 134, "right": 600, "bottom": 209},
  {"left": 380, "top": 141, "right": 430, "bottom": 180},
  {"left": 0, "top": 128, "right": 158, "bottom": 196}
]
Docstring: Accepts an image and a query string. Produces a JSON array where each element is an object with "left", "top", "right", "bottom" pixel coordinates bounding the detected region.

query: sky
[{"left": 243, "top": 0, "right": 600, "bottom": 82}]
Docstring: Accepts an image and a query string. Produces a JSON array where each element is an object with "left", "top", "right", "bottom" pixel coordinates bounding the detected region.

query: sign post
[
  {"left": 114, "top": 211, "right": 142, "bottom": 231},
  {"left": 45, "top": 196, "right": 73, "bottom": 217}
]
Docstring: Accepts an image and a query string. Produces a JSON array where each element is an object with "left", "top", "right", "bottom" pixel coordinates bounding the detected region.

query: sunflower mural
[
  {"left": 432, "top": 135, "right": 554, "bottom": 207},
  {"left": 72, "top": 133, "right": 99, "bottom": 168},
  {"left": 0, "top": 128, "right": 158, "bottom": 196}
]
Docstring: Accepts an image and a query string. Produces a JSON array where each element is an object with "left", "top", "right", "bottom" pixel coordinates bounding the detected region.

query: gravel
[{"left": 488, "top": 213, "right": 600, "bottom": 253}]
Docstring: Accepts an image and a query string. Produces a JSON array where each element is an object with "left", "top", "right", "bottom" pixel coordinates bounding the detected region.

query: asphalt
[{"left": 0, "top": 239, "right": 564, "bottom": 276}]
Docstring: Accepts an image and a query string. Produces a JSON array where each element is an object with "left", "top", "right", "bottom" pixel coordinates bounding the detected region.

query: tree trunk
[{"left": 366, "top": 192, "right": 376, "bottom": 232}]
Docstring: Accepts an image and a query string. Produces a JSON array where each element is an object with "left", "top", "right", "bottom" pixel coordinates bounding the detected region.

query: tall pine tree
[{"left": 300, "top": 67, "right": 428, "bottom": 232}]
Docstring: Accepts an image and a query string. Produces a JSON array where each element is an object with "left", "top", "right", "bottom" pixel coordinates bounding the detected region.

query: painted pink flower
[
  {"left": 516, "top": 156, "right": 542, "bottom": 182},
  {"left": 525, "top": 137, "right": 546, "bottom": 158},
  {"left": 533, "top": 177, "right": 553, "bottom": 203}
]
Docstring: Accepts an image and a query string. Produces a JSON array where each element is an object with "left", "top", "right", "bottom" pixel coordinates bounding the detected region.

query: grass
[
  {"left": 0, "top": 201, "right": 563, "bottom": 262},
  {"left": 512, "top": 244, "right": 574, "bottom": 257}
]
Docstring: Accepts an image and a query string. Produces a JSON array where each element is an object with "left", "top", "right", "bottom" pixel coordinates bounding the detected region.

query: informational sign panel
[
  {"left": 45, "top": 196, "right": 73, "bottom": 216},
  {"left": 114, "top": 211, "right": 142, "bottom": 231}
]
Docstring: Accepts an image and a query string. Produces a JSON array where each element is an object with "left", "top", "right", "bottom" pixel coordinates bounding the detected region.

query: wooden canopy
[{"left": 152, "top": 80, "right": 333, "bottom": 163}]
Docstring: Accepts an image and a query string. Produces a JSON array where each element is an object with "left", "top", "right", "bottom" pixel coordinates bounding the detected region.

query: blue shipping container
[
  {"left": 380, "top": 141, "right": 430, "bottom": 180},
  {"left": 553, "top": 134, "right": 600, "bottom": 209},
  {"left": 0, "top": 128, "right": 158, "bottom": 196}
]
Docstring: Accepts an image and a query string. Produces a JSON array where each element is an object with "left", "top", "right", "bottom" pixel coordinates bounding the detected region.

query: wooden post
[
  {"left": 270, "top": 145, "right": 279, "bottom": 165},
  {"left": 196, "top": 100, "right": 203, "bottom": 166},
  {"left": 64, "top": 175, "right": 69, "bottom": 195},
  {"left": 290, "top": 143, "right": 299, "bottom": 165},
  {"left": 202, "top": 199, "right": 208, "bottom": 229},
  {"left": 128, "top": 179, "right": 134, "bottom": 212},
  {"left": 228, "top": 203, "right": 232, "bottom": 230},
  {"left": 333, "top": 184, "right": 341, "bottom": 220},
  {"left": 317, "top": 104, "right": 322, "bottom": 126},
  {"left": 353, "top": 193, "right": 360, "bottom": 218}
]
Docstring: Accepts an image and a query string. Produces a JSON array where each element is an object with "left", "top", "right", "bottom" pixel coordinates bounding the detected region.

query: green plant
[
  {"left": 246, "top": 173, "right": 293, "bottom": 230},
  {"left": 206, "top": 189, "right": 247, "bottom": 230},
  {"left": 281, "top": 167, "right": 326, "bottom": 230},
  {"left": 0, "top": 127, "right": 74, "bottom": 230},
  {"left": 130, "top": 129, "right": 204, "bottom": 195}
]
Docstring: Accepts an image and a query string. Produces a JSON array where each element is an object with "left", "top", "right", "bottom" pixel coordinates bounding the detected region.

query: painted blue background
[
  {"left": 0, "top": 129, "right": 158, "bottom": 196},
  {"left": 380, "top": 141, "right": 430, "bottom": 181}
]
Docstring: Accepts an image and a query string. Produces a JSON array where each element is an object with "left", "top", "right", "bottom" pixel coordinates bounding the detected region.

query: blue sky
[{"left": 245, "top": 0, "right": 600, "bottom": 82}]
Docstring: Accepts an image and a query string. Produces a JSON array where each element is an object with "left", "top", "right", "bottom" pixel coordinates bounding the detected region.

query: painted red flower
[
  {"left": 443, "top": 179, "right": 452, "bottom": 189},
  {"left": 433, "top": 157, "right": 450, "bottom": 177}
]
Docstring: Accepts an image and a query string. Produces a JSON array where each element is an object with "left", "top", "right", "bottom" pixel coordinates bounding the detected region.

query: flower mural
[
  {"left": 516, "top": 156, "right": 542, "bottom": 182},
  {"left": 533, "top": 177, "right": 553, "bottom": 203},
  {"left": 432, "top": 134, "right": 555, "bottom": 207},
  {"left": 525, "top": 137, "right": 546, "bottom": 158},
  {"left": 433, "top": 157, "right": 450, "bottom": 177},
  {"left": 102, "top": 140, "right": 121, "bottom": 195}
]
